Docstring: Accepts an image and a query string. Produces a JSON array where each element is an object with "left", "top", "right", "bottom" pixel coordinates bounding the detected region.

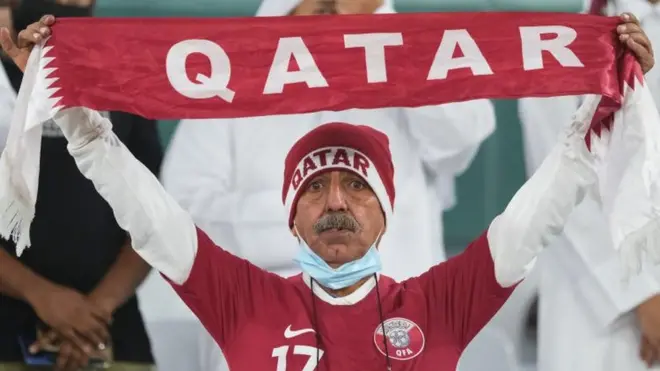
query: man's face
[{"left": 293, "top": 170, "right": 385, "bottom": 268}]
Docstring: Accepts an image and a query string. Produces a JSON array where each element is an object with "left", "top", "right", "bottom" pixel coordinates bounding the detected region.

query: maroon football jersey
[{"left": 169, "top": 228, "right": 515, "bottom": 371}]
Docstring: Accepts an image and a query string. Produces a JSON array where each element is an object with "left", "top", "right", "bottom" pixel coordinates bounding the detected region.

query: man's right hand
[
  {"left": 27, "top": 282, "right": 111, "bottom": 355},
  {"left": 0, "top": 14, "right": 53, "bottom": 72}
]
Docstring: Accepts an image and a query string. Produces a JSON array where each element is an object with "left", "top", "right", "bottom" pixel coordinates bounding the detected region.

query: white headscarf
[{"left": 255, "top": 0, "right": 395, "bottom": 16}]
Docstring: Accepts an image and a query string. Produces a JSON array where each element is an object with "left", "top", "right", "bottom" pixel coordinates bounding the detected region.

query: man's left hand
[
  {"left": 637, "top": 294, "right": 660, "bottom": 367},
  {"left": 618, "top": 12, "right": 655, "bottom": 74}
]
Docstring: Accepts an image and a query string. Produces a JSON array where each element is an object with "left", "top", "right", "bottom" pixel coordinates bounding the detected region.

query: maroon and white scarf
[{"left": 1, "top": 12, "right": 658, "bottom": 276}]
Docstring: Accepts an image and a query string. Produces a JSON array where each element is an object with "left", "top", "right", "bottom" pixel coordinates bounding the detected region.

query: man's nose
[{"left": 325, "top": 172, "right": 348, "bottom": 211}]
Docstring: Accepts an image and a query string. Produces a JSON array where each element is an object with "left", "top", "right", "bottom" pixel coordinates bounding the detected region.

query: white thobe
[{"left": 518, "top": 3, "right": 660, "bottom": 371}]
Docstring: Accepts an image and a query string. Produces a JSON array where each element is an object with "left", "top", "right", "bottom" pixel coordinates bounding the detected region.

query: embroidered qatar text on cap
[{"left": 281, "top": 122, "right": 395, "bottom": 227}]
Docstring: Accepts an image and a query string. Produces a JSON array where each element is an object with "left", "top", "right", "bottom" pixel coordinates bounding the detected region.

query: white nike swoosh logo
[{"left": 284, "top": 325, "right": 316, "bottom": 339}]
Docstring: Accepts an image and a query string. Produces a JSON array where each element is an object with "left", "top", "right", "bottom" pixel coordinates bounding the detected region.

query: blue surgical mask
[{"left": 293, "top": 229, "right": 382, "bottom": 290}]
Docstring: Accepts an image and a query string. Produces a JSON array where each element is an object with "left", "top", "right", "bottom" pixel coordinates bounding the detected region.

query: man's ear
[{"left": 291, "top": 226, "right": 298, "bottom": 238}]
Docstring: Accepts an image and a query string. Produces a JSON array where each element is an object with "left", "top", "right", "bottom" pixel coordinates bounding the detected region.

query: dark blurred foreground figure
[{"left": 0, "top": 1, "right": 161, "bottom": 371}]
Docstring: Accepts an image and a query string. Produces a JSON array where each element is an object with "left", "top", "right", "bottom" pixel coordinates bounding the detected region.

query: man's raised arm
[
  {"left": 413, "top": 95, "right": 601, "bottom": 349},
  {"left": 52, "top": 107, "right": 286, "bottom": 349},
  {"left": 55, "top": 107, "right": 197, "bottom": 284}
]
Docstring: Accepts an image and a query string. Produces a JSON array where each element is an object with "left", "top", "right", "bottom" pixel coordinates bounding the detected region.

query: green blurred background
[{"left": 94, "top": 0, "right": 583, "bottom": 254}]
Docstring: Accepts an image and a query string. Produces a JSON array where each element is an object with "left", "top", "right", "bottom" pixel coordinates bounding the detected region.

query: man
[
  {"left": 163, "top": 0, "right": 494, "bottom": 286},
  {"left": 0, "top": 2, "right": 160, "bottom": 371},
  {"left": 162, "top": 1, "right": 495, "bottom": 369},
  {"left": 4, "top": 13, "right": 653, "bottom": 371},
  {"left": 518, "top": 1, "right": 660, "bottom": 370}
]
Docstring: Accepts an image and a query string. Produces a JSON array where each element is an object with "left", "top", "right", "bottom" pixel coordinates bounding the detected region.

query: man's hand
[
  {"left": 27, "top": 282, "right": 111, "bottom": 355},
  {"left": 335, "top": 0, "right": 383, "bottom": 14},
  {"left": 618, "top": 13, "right": 655, "bottom": 74},
  {"left": 55, "top": 341, "right": 90, "bottom": 371},
  {"left": 0, "top": 14, "right": 53, "bottom": 72},
  {"left": 636, "top": 295, "right": 660, "bottom": 367},
  {"left": 30, "top": 331, "right": 91, "bottom": 371}
]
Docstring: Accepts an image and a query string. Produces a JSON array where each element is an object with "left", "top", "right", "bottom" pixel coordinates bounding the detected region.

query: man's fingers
[
  {"left": 17, "top": 23, "right": 49, "bottom": 48},
  {"left": 40, "top": 15, "right": 55, "bottom": 26},
  {"left": 89, "top": 305, "right": 112, "bottom": 325},
  {"left": 65, "top": 346, "right": 89, "bottom": 371},
  {"left": 41, "top": 330, "right": 60, "bottom": 352},
  {"left": 56, "top": 342, "right": 88, "bottom": 371},
  {"left": 0, "top": 28, "right": 19, "bottom": 57},
  {"left": 625, "top": 38, "right": 653, "bottom": 65},
  {"left": 73, "top": 317, "right": 108, "bottom": 351},
  {"left": 629, "top": 32, "right": 653, "bottom": 53},
  {"left": 621, "top": 12, "right": 641, "bottom": 25},
  {"left": 55, "top": 343, "right": 73, "bottom": 371},
  {"left": 620, "top": 32, "right": 653, "bottom": 54},
  {"left": 16, "top": 29, "right": 35, "bottom": 49},
  {"left": 618, "top": 22, "right": 644, "bottom": 35},
  {"left": 0, "top": 16, "right": 53, "bottom": 54},
  {"left": 61, "top": 329, "right": 94, "bottom": 356}
]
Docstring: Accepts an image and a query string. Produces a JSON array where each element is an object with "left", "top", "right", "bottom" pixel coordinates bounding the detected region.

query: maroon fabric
[
  {"left": 167, "top": 228, "right": 512, "bottom": 370},
  {"left": 42, "top": 13, "right": 627, "bottom": 122}
]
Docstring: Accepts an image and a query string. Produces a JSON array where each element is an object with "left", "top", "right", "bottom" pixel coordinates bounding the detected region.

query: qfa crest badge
[{"left": 373, "top": 317, "right": 425, "bottom": 360}]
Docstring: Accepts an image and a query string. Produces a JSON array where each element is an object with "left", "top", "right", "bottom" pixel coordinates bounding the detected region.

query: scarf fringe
[
  {"left": 618, "top": 215, "right": 660, "bottom": 282},
  {"left": 0, "top": 155, "right": 32, "bottom": 256}
]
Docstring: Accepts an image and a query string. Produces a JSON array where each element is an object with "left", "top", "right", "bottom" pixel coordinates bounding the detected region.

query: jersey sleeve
[
  {"left": 167, "top": 227, "right": 288, "bottom": 348},
  {"left": 409, "top": 232, "right": 515, "bottom": 349}
]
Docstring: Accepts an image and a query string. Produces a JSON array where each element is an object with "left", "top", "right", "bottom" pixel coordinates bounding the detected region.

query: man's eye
[
  {"left": 308, "top": 181, "right": 323, "bottom": 191},
  {"left": 350, "top": 180, "right": 366, "bottom": 190}
]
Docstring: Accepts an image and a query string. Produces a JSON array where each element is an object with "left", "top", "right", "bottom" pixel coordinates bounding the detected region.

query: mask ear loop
[
  {"left": 293, "top": 224, "right": 301, "bottom": 242},
  {"left": 373, "top": 229, "right": 384, "bottom": 248}
]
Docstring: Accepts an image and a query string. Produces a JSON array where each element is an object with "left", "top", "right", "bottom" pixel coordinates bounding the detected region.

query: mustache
[{"left": 313, "top": 212, "right": 361, "bottom": 234}]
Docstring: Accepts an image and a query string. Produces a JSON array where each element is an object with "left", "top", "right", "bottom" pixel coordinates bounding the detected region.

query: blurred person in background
[
  {"left": 160, "top": 1, "right": 495, "bottom": 371},
  {"left": 0, "top": 1, "right": 161, "bottom": 371},
  {"left": 519, "top": 1, "right": 660, "bottom": 370}
]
